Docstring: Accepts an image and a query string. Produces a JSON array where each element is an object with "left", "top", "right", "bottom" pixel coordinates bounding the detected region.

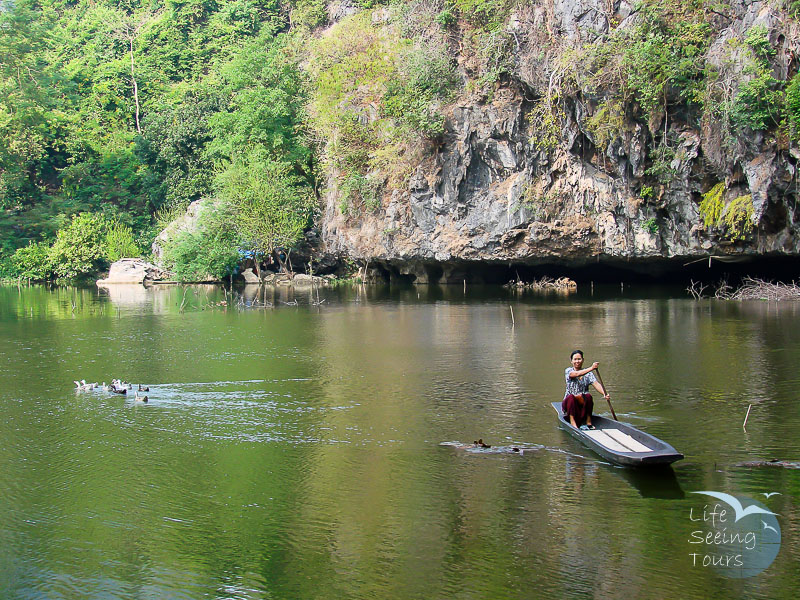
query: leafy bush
[
  {"left": 340, "top": 173, "right": 384, "bottom": 213},
  {"left": 528, "top": 92, "right": 566, "bottom": 152},
  {"left": 10, "top": 241, "right": 53, "bottom": 280},
  {"left": 642, "top": 217, "right": 659, "bottom": 234},
  {"left": 699, "top": 182, "right": 725, "bottom": 228},
  {"left": 105, "top": 219, "right": 141, "bottom": 262},
  {"left": 785, "top": 73, "right": 800, "bottom": 140},
  {"left": 308, "top": 9, "right": 458, "bottom": 192},
  {"left": 47, "top": 213, "right": 108, "bottom": 279},
  {"left": 581, "top": 0, "right": 711, "bottom": 127},
  {"left": 449, "top": 0, "right": 514, "bottom": 30},
  {"left": 644, "top": 144, "right": 678, "bottom": 184},
  {"left": 699, "top": 183, "right": 754, "bottom": 241},
  {"left": 722, "top": 194, "right": 754, "bottom": 241},
  {"left": 730, "top": 26, "right": 782, "bottom": 131},
  {"left": 215, "top": 151, "right": 313, "bottom": 259},
  {"left": 586, "top": 99, "right": 626, "bottom": 152},
  {"left": 160, "top": 205, "right": 241, "bottom": 282}
]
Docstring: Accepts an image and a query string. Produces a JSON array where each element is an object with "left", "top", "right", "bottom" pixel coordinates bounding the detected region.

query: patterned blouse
[{"left": 564, "top": 367, "right": 597, "bottom": 398}]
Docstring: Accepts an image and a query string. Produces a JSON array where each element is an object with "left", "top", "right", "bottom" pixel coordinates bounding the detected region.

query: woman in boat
[{"left": 563, "top": 350, "right": 610, "bottom": 430}]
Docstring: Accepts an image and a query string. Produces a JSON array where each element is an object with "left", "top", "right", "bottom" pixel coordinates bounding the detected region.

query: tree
[
  {"left": 216, "top": 151, "right": 313, "bottom": 277},
  {"left": 105, "top": 2, "right": 164, "bottom": 135}
]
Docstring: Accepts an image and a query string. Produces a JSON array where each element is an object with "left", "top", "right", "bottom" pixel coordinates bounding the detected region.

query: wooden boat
[{"left": 551, "top": 402, "right": 683, "bottom": 467}]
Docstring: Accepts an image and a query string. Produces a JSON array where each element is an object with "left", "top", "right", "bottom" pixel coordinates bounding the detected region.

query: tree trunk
[
  {"left": 273, "top": 249, "right": 287, "bottom": 274},
  {"left": 129, "top": 37, "right": 141, "bottom": 134}
]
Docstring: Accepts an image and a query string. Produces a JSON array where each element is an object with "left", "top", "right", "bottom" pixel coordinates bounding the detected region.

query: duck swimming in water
[
  {"left": 74, "top": 380, "right": 97, "bottom": 391},
  {"left": 134, "top": 392, "right": 148, "bottom": 403},
  {"left": 137, "top": 384, "right": 149, "bottom": 392}
]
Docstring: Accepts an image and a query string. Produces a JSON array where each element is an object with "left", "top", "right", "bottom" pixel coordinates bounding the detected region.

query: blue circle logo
[{"left": 689, "top": 491, "right": 781, "bottom": 578}]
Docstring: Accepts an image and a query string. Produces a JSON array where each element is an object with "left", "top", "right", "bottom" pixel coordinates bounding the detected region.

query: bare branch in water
[
  {"left": 690, "top": 277, "right": 800, "bottom": 301},
  {"left": 687, "top": 280, "right": 707, "bottom": 299}
]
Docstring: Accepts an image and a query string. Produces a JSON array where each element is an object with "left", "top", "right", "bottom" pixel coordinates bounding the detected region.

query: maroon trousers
[{"left": 562, "top": 393, "right": 593, "bottom": 425}]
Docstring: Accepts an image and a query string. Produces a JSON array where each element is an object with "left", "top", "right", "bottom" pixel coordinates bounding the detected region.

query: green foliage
[
  {"left": 723, "top": 194, "right": 755, "bottom": 241},
  {"left": 642, "top": 217, "right": 659, "bottom": 234},
  {"left": 743, "top": 25, "right": 775, "bottom": 60},
  {"left": 786, "top": 74, "right": 800, "bottom": 140},
  {"left": 206, "top": 31, "right": 313, "bottom": 180},
  {"left": 137, "top": 90, "right": 220, "bottom": 210},
  {"left": 105, "top": 219, "right": 141, "bottom": 262},
  {"left": 0, "top": 0, "right": 64, "bottom": 213},
  {"left": 436, "top": 7, "right": 456, "bottom": 28},
  {"left": 382, "top": 43, "right": 458, "bottom": 137},
  {"left": 586, "top": 99, "right": 625, "bottom": 152},
  {"left": 291, "top": 0, "right": 328, "bottom": 31},
  {"left": 340, "top": 173, "right": 383, "bottom": 213},
  {"left": 308, "top": 9, "right": 457, "bottom": 193},
  {"left": 528, "top": 93, "right": 565, "bottom": 152},
  {"left": 449, "top": 0, "right": 514, "bottom": 30},
  {"left": 10, "top": 241, "right": 52, "bottom": 280},
  {"left": 48, "top": 213, "right": 108, "bottom": 279},
  {"left": 215, "top": 151, "right": 313, "bottom": 258},
  {"left": 699, "top": 182, "right": 725, "bottom": 228},
  {"left": 1, "top": 0, "right": 307, "bottom": 254},
  {"left": 583, "top": 0, "right": 711, "bottom": 126},
  {"left": 640, "top": 186, "right": 654, "bottom": 202},
  {"left": 730, "top": 26, "right": 782, "bottom": 131},
  {"left": 698, "top": 183, "right": 755, "bottom": 241},
  {"left": 160, "top": 204, "right": 241, "bottom": 282},
  {"left": 644, "top": 144, "right": 677, "bottom": 184}
]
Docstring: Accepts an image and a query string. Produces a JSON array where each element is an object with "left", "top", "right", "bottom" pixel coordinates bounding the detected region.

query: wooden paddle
[{"left": 594, "top": 368, "right": 618, "bottom": 421}]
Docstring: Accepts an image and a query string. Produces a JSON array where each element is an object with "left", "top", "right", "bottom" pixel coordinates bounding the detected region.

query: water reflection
[{"left": 1, "top": 284, "right": 798, "bottom": 599}]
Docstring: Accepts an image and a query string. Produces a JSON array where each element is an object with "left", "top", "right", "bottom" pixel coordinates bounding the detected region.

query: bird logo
[
  {"left": 762, "top": 492, "right": 781, "bottom": 498},
  {"left": 762, "top": 520, "right": 779, "bottom": 535},
  {"left": 691, "top": 491, "right": 779, "bottom": 522}
]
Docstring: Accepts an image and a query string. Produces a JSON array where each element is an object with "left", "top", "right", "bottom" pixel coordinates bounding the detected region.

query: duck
[
  {"left": 473, "top": 439, "right": 491, "bottom": 449},
  {"left": 133, "top": 392, "right": 148, "bottom": 403},
  {"left": 74, "top": 380, "right": 97, "bottom": 391},
  {"left": 137, "top": 384, "right": 149, "bottom": 392}
]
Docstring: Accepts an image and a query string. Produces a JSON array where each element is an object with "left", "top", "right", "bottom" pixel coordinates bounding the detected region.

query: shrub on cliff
[
  {"left": 307, "top": 7, "right": 459, "bottom": 203},
  {"left": 786, "top": 73, "right": 800, "bottom": 141}
]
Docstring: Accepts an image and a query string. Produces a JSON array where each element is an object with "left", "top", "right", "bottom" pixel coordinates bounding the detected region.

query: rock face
[
  {"left": 152, "top": 199, "right": 216, "bottom": 262},
  {"left": 319, "top": 1, "right": 800, "bottom": 282},
  {"left": 97, "top": 259, "right": 172, "bottom": 285}
]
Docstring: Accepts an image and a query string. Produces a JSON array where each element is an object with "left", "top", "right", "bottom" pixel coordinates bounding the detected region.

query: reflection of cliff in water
[
  {"left": 96, "top": 283, "right": 153, "bottom": 307},
  {"left": 98, "top": 283, "right": 220, "bottom": 313}
]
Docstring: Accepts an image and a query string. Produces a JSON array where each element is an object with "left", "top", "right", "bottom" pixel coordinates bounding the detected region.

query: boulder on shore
[
  {"left": 242, "top": 268, "right": 261, "bottom": 283},
  {"left": 97, "top": 258, "right": 172, "bottom": 285}
]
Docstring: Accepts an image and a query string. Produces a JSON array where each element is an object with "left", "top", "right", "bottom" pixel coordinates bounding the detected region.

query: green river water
[{"left": 1, "top": 283, "right": 798, "bottom": 600}]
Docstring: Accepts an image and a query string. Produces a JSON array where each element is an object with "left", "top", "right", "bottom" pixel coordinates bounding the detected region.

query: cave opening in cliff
[{"left": 372, "top": 256, "right": 800, "bottom": 286}]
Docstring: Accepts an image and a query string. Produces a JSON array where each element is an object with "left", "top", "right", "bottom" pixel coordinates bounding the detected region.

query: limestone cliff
[{"left": 314, "top": 1, "right": 800, "bottom": 282}]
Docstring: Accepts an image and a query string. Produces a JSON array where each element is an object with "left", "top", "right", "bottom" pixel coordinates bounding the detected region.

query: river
[{"left": 1, "top": 283, "right": 798, "bottom": 599}]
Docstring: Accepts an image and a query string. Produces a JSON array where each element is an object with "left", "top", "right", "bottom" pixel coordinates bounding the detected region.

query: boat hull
[{"left": 551, "top": 402, "right": 683, "bottom": 467}]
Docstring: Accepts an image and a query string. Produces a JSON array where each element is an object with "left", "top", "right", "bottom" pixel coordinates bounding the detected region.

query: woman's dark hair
[{"left": 570, "top": 350, "right": 583, "bottom": 359}]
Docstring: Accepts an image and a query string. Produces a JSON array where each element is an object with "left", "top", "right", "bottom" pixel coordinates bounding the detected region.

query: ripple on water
[{"left": 71, "top": 379, "right": 360, "bottom": 447}]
